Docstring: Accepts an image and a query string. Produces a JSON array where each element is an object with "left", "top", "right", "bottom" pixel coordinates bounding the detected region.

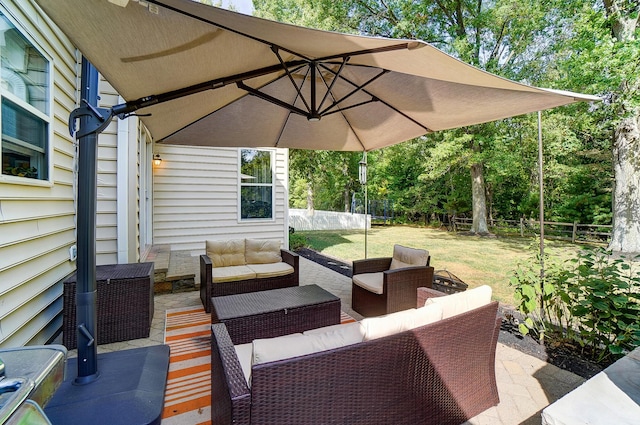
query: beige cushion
[
  {"left": 234, "top": 343, "right": 253, "bottom": 387},
  {"left": 245, "top": 239, "right": 282, "bottom": 264},
  {"left": 390, "top": 244, "right": 429, "bottom": 270},
  {"left": 413, "top": 302, "right": 444, "bottom": 328},
  {"left": 252, "top": 323, "right": 364, "bottom": 365},
  {"left": 303, "top": 321, "right": 365, "bottom": 343},
  {"left": 352, "top": 272, "right": 384, "bottom": 294},
  {"left": 212, "top": 265, "right": 256, "bottom": 283},
  {"left": 425, "top": 285, "right": 492, "bottom": 319},
  {"left": 361, "top": 308, "right": 418, "bottom": 341},
  {"left": 206, "top": 239, "right": 246, "bottom": 267},
  {"left": 247, "top": 262, "right": 293, "bottom": 279}
]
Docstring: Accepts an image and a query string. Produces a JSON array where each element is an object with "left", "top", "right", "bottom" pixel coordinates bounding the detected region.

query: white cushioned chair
[{"left": 351, "top": 244, "right": 434, "bottom": 317}]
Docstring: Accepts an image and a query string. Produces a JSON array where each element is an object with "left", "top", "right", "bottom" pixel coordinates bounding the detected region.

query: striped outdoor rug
[{"left": 162, "top": 305, "right": 356, "bottom": 425}]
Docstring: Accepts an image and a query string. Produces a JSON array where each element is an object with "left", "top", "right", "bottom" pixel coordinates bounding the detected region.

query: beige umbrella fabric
[{"left": 35, "top": 0, "right": 599, "bottom": 151}]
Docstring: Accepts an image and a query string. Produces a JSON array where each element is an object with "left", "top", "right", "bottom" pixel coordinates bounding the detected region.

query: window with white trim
[
  {"left": 239, "top": 149, "right": 273, "bottom": 220},
  {"left": 0, "top": 11, "right": 50, "bottom": 181}
]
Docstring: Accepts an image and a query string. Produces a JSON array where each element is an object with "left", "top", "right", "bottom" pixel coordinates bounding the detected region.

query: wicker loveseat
[
  {"left": 200, "top": 238, "right": 299, "bottom": 313},
  {"left": 211, "top": 285, "right": 501, "bottom": 425}
]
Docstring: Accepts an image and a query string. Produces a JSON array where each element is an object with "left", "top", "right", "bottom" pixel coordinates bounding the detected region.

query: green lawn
[{"left": 298, "top": 226, "right": 581, "bottom": 306}]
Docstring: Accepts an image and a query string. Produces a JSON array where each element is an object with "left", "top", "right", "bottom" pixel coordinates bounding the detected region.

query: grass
[{"left": 298, "top": 225, "right": 581, "bottom": 306}]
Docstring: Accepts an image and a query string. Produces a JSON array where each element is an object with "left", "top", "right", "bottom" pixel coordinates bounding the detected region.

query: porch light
[{"left": 153, "top": 153, "right": 162, "bottom": 166}]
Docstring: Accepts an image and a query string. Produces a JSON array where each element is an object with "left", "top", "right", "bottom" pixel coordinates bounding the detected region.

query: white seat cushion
[
  {"left": 352, "top": 272, "right": 384, "bottom": 294},
  {"left": 247, "top": 262, "right": 293, "bottom": 279},
  {"left": 212, "top": 265, "right": 256, "bottom": 283},
  {"left": 390, "top": 244, "right": 429, "bottom": 270},
  {"left": 424, "top": 285, "right": 492, "bottom": 319},
  {"left": 234, "top": 343, "right": 253, "bottom": 387}
]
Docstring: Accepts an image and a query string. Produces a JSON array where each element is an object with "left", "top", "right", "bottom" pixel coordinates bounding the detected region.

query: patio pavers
[{"left": 62, "top": 253, "right": 586, "bottom": 424}]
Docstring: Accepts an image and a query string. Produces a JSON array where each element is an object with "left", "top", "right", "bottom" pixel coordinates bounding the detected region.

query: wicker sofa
[
  {"left": 211, "top": 285, "right": 501, "bottom": 425},
  {"left": 200, "top": 238, "right": 299, "bottom": 313}
]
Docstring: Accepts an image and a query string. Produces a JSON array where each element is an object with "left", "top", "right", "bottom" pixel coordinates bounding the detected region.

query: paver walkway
[{"left": 66, "top": 253, "right": 585, "bottom": 424}]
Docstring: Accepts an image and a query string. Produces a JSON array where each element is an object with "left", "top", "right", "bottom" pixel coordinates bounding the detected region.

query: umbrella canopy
[{"left": 36, "top": 0, "right": 598, "bottom": 151}]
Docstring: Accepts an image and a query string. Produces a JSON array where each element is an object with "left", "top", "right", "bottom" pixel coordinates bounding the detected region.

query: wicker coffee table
[{"left": 211, "top": 284, "right": 341, "bottom": 344}]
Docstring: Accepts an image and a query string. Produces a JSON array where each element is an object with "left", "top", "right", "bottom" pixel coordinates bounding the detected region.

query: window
[
  {"left": 239, "top": 149, "right": 273, "bottom": 220},
  {"left": 0, "top": 11, "right": 50, "bottom": 181}
]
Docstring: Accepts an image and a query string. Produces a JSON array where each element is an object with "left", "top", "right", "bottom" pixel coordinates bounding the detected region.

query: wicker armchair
[{"left": 352, "top": 245, "right": 434, "bottom": 317}]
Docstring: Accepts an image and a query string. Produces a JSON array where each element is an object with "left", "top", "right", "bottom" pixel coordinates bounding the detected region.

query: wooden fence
[{"left": 452, "top": 217, "right": 612, "bottom": 244}]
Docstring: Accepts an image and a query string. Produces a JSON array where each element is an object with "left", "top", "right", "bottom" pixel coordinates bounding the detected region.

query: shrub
[
  {"left": 289, "top": 233, "right": 307, "bottom": 250},
  {"left": 510, "top": 246, "right": 640, "bottom": 363}
]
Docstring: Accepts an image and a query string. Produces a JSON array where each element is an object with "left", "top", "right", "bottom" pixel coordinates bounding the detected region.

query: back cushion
[
  {"left": 424, "top": 285, "right": 492, "bottom": 319},
  {"left": 361, "top": 308, "right": 418, "bottom": 341},
  {"left": 252, "top": 322, "right": 364, "bottom": 365},
  {"left": 206, "top": 239, "right": 246, "bottom": 267},
  {"left": 245, "top": 239, "right": 282, "bottom": 264},
  {"left": 389, "top": 244, "right": 429, "bottom": 270}
]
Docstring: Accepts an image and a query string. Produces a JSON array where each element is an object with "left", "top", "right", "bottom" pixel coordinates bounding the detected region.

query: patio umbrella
[
  {"left": 36, "top": 0, "right": 599, "bottom": 152},
  {"left": 34, "top": 0, "right": 599, "bottom": 384}
]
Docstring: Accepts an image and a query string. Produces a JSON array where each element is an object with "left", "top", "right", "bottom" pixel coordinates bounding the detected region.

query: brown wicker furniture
[
  {"left": 200, "top": 239, "right": 299, "bottom": 313},
  {"left": 211, "top": 297, "right": 501, "bottom": 425},
  {"left": 63, "top": 262, "right": 154, "bottom": 349},
  {"left": 211, "top": 284, "right": 341, "bottom": 344},
  {"left": 352, "top": 245, "right": 434, "bottom": 317}
]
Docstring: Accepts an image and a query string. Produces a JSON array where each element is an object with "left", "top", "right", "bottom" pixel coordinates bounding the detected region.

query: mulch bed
[{"left": 295, "top": 247, "right": 609, "bottom": 379}]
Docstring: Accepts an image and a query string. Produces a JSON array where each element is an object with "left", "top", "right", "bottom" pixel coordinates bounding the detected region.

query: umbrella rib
[
  {"left": 271, "top": 46, "right": 311, "bottom": 113},
  {"left": 317, "top": 58, "right": 349, "bottom": 113},
  {"left": 152, "top": 1, "right": 409, "bottom": 63},
  {"left": 320, "top": 65, "right": 432, "bottom": 132},
  {"left": 317, "top": 66, "right": 388, "bottom": 116},
  {"left": 237, "top": 81, "right": 309, "bottom": 117}
]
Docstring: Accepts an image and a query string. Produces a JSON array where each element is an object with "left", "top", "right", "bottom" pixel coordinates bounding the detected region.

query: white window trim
[
  {"left": 0, "top": 4, "right": 54, "bottom": 187},
  {"left": 237, "top": 148, "right": 275, "bottom": 223}
]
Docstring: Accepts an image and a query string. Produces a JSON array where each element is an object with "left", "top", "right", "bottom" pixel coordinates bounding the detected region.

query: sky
[{"left": 220, "top": 0, "right": 254, "bottom": 15}]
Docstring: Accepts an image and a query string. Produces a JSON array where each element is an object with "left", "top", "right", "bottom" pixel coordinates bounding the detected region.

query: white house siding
[
  {"left": 0, "top": 0, "right": 78, "bottom": 347},
  {"left": 153, "top": 145, "right": 289, "bottom": 252},
  {"left": 95, "top": 78, "right": 121, "bottom": 265}
]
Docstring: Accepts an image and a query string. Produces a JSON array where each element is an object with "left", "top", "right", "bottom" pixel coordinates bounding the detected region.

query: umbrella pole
[
  {"left": 359, "top": 153, "right": 368, "bottom": 258},
  {"left": 537, "top": 110, "right": 545, "bottom": 343},
  {"left": 73, "top": 58, "right": 106, "bottom": 384}
]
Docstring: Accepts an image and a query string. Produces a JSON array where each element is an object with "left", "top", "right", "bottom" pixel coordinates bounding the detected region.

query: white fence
[{"left": 289, "top": 209, "right": 370, "bottom": 231}]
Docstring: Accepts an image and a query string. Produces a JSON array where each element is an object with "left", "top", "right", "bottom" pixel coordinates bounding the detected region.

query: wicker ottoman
[
  {"left": 63, "top": 262, "right": 154, "bottom": 349},
  {"left": 211, "top": 284, "right": 341, "bottom": 344}
]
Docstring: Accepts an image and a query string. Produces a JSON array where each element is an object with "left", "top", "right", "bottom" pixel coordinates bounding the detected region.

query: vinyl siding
[
  {"left": 0, "top": 0, "right": 79, "bottom": 347},
  {"left": 153, "top": 145, "right": 289, "bottom": 251}
]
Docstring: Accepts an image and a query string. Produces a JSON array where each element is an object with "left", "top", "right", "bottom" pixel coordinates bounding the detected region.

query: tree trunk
[
  {"left": 470, "top": 162, "right": 489, "bottom": 234},
  {"left": 609, "top": 111, "right": 640, "bottom": 253},
  {"left": 306, "top": 179, "right": 314, "bottom": 212},
  {"left": 605, "top": 0, "right": 640, "bottom": 253}
]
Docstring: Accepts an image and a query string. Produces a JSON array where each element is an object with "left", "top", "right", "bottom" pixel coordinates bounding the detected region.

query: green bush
[
  {"left": 510, "top": 246, "right": 640, "bottom": 363},
  {"left": 289, "top": 233, "right": 307, "bottom": 250}
]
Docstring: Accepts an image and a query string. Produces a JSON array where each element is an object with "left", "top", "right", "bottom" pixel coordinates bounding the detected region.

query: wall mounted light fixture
[{"left": 153, "top": 154, "right": 162, "bottom": 166}]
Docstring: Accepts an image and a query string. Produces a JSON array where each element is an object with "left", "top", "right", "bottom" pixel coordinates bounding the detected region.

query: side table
[{"left": 63, "top": 262, "right": 154, "bottom": 349}]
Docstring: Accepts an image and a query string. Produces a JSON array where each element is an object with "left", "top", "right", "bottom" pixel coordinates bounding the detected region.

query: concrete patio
[{"left": 67, "top": 252, "right": 586, "bottom": 424}]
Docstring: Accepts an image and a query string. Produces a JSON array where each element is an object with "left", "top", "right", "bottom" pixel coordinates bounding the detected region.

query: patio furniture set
[{"left": 203, "top": 240, "right": 499, "bottom": 424}]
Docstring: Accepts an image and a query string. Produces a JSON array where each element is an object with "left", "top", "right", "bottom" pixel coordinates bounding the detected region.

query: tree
[{"left": 603, "top": 1, "right": 640, "bottom": 253}]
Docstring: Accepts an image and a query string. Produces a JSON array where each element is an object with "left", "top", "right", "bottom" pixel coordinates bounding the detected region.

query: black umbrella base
[{"left": 44, "top": 345, "right": 170, "bottom": 425}]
